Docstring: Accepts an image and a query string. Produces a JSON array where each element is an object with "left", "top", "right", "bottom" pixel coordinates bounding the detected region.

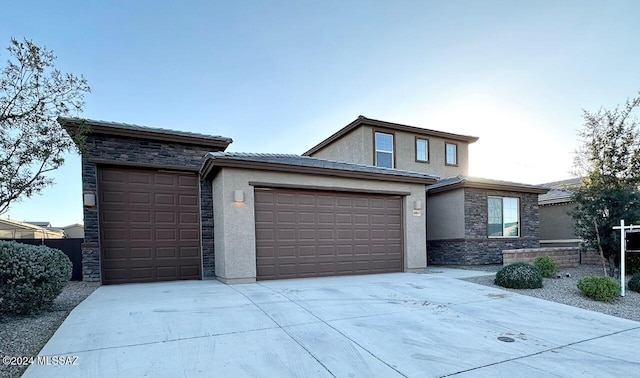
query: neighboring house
[
  {"left": 26, "top": 221, "right": 53, "bottom": 228},
  {"left": 538, "top": 178, "right": 581, "bottom": 248},
  {"left": 0, "top": 218, "right": 65, "bottom": 239},
  {"left": 61, "top": 224, "right": 85, "bottom": 239},
  {"left": 61, "top": 115, "right": 546, "bottom": 285}
]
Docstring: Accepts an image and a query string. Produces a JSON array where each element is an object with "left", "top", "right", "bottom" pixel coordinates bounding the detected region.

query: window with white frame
[
  {"left": 488, "top": 197, "right": 520, "bottom": 237},
  {"left": 445, "top": 142, "right": 457, "bottom": 166},
  {"left": 416, "top": 138, "right": 429, "bottom": 162},
  {"left": 375, "top": 132, "right": 394, "bottom": 168}
]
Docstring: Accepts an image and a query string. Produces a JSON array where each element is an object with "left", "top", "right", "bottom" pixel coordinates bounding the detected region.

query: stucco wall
[
  {"left": 310, "top": 127, "right": 367, "bottom": 165},
  {"left": 80, "top": 134, "right": 221, "bottom": 282},
  {"left": 309, "top": 125, "right": 470, "bottom": 178},
  {"left": 539, "top": 202, "right": 577, "bottom": 242},
  {"left": 211, "top": 167, "right": 428, "bottom": 283},
  {"left": 426, "top": 189, "right": 465, "bottom": 240}
]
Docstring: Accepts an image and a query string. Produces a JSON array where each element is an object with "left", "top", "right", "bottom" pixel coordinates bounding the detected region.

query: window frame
[
  {"left": 487, "top": 196, "right": 520, "bottom": 238},
  {"left": 445, "top": 141, "right": 458, "bottom": 166},
  {"left": 415, "top": 137, "right": 430, "bottom": 163},
  {"left": 373, "top": 130, "right": 395, "bottom": 168}
]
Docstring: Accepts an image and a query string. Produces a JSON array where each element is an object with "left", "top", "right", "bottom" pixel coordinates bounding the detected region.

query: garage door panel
[
  {"left": 130, "top": 247, "right": 152, "bottom": 259},
  {"left": 255, "top": 188, "right": 403, "bottom": 280},
  {"left": 101, "top": 191, "right": 126, "bottom": 204},
  {"left": 99, "top": 167, "right": 201, "bottom": 284},
  {"left": 179, "top": 212, "right": 198, "bottom": 224},
  {"left": 179, "top": 195, "right": 198, "bottom": 206}
]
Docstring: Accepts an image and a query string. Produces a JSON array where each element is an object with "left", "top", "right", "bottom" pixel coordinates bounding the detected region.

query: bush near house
[
  {"left": 628, "top": 273, "right": 640, "bottom": 293},
  {"left": 0, "top": 241, "right": 72, "bottom": 315},
  {"left": 495, "top": 263, "right": 543, "bottom": 289},
  {"left": 577, "top": 276, "right": 620, "bottom": 302},
  {"left": 534, "top": 256, "right": 559, "bottom": 278}
]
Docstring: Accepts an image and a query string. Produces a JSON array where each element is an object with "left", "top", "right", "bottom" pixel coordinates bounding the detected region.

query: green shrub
[
  {"left": 0, "top": 241, "right": 72, "bottom": 315},
  {"left": 628, "top": 272, "right": 640, "bottom": 293},
  {"left": 577, "top": 276, "right": 620, "bottom": 302},
  {"left": 534, "top": 256, "right": 559, "bottom": 278},
  {"left": 495, "top": 263, "right": 543, "bottom": 289}
]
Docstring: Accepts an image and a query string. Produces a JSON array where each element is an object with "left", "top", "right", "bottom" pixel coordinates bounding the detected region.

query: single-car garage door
[
  {"left": 255, "top": 188, "right": 403, "bottom": 280},
  {"left": 98, "top": 167, "right": 201, "bottom": 284}
]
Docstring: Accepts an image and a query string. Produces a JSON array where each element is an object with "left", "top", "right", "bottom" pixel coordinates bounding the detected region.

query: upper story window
[
  {"left": 416, "top": 138, "right": 429, "bottom": 163},
  {"left": 375, "top": 132, "right": 394, "bottom": 168},
  {"left": 488, "top": 197, "right": 520, "bottom": 238},
  {"left": 445, "top": 142, "right": 457, "bottom": 166}
]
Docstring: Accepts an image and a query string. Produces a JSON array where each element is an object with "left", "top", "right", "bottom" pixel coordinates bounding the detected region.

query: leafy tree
[
  {"left": 572, "top": 93, "right": 640, "bottom": 277},
  {"left": 0, "top": 38, "right": 90, "bottom": 215}
]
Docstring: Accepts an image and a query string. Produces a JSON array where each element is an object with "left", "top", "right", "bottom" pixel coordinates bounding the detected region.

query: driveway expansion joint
[{"left": 440, "top": 325, "right": 640, "bottom": 377}]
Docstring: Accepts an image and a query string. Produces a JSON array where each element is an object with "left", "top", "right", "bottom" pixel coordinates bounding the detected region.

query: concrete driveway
[{"left": 24, "top": 271, "right": 640, "bottom": 377}]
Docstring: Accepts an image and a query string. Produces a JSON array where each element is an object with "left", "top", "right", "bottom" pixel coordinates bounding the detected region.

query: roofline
[
  {"left": 539, "top": 198, "right": 574, "bottom": 206},
  {"left": 200, "top": 157, "right": 438, "bottom": 185},
  {"left": 427, "top": 181, "right": 549, "bottom": 195},
  {"left": 0, "top": 218, "right": 52, "bottom": 231},
  {"left": 59, "top": 117, "right": 233, "bottom": 149},
  {"left": 303, "top": 116, "right": 479, "bottom": 156}
]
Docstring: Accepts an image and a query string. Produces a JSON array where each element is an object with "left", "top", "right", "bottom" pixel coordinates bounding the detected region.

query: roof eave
[
  {"left": 59, "top": 118, "right": 233, "bottom": 150},
  {"left": 303, "top": 116, "right": 479, "bottom": 156},
  {"left": 201, "top": 157, "right": 437, "bottom": 185},
  {"left": 427, "top": 181, "right": 549, "bottom": 195}
]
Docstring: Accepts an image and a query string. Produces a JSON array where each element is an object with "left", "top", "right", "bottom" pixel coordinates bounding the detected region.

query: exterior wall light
[
  {"left": 233, "top": 190, "right": 245, "bottom": 203},
  {"left": 83, "top": 192, "right": 96, "bottom": 207},
  {"left": 414, "top": 200, "right": 422, "bottom": 210}
]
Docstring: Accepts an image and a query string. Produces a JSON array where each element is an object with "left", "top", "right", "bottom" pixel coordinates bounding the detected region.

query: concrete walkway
[{"left": 24, "top": 271, "right": 640, "bottom": 377}]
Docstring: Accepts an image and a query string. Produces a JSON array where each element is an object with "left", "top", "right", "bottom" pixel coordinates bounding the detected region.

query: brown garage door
[
  {"left": 255, "top": 188, "right": 403, "bottom": 280},
  {"left": 98, "top": 167, "right": 201, "bottom": 284}
]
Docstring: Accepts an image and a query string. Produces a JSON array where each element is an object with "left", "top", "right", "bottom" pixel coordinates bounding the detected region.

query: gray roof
[
  {"left": 426, "top": 175, "right": 549, "bottom": 194},
  {"left": 59, "top": 117, "right": 233, "bottom": 144},
  {"left": 202, "top": 152, "right": 439, "bottom": 183},
  {"left": 26, "top": 221, "right": 52, "bottom": 227},
  {"left": 538, "top": 178, "right": 581, "bottom": 205}
]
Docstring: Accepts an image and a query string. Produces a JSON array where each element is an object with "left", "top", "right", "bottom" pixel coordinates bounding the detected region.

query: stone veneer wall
[
  {"left": 81, "top": 134, "right": 220, "bottom": 282},
  {"left": 427, "top": 188, "right": 540, "bottom": 265},
  {"left": 503, "top": 247, "right": 579, "bottom": 268}
]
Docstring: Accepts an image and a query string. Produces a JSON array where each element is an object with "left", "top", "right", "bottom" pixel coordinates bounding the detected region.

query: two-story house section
[
  {"left": 305, "top": 115, "right": 548, "bottom": 266},
  {"left": 303, "top": 115, "right": 479, "bottom": 179}
]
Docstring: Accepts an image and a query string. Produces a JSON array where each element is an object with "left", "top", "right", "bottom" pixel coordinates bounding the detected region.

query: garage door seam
[
  {"left": 256, "top": 283, "right": 409, "bottom": 378},
  {"left": 231, "top": 285, "right": 337, "bottom": 377}
]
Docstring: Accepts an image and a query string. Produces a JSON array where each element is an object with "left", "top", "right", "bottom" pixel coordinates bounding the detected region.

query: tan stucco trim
[
  {"left": 248, "top": 181, "right": 411, "bottom": 196},
  {"left": 428, "top": 181, "right": 548, "bottom": 194},
  {"left": 202, "top": 159, "right": 437, "bottom": 184},
  {"left": 303, "top": 116, "right": 479, "bottom": 156}
]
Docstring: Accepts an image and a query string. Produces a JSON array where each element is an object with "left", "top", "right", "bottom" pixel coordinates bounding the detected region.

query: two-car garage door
[
  {"left": 98, "top": 167, "right": 201, "bottom": 285},
  {"left": 255, "top": 188, "right": 404, "bottom": 280}
]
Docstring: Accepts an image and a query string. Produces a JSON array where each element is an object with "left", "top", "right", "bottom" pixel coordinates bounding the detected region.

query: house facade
[
  {"left": 0, "top": 219, "right": 65, "bottom": 239},
  {"left": 63, "top": 115, "right": 546, "bottom": 285}
]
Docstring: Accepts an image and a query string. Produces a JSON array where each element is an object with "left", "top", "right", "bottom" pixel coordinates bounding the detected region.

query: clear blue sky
[{"left": 2, "top": 0, "right": 639, "bottom": 226}]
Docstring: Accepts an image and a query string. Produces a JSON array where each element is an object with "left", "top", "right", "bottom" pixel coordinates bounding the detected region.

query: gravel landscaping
[
  {"left": 0, "top": 281, "right": 98, "bottom": 378},
  {"left": 462, "top": 264, "right": 640, "bottom": 322}
]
